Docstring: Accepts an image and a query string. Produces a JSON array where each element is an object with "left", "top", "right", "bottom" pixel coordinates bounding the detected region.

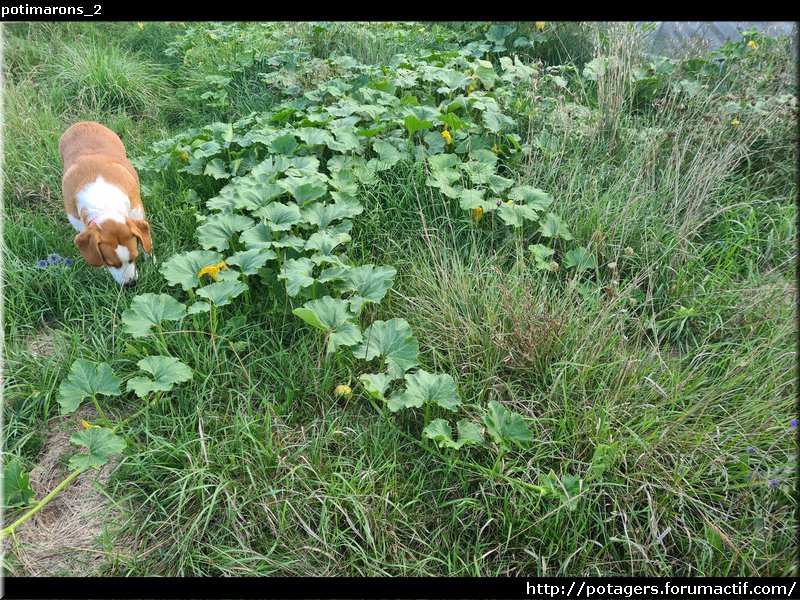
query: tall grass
[{"left": 49, "top": 43, "right": 166, "bottom": 115}]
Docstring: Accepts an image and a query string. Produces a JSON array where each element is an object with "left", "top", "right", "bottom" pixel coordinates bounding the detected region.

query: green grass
[{"left": 2, "top": 21, "right": 796, "bottom": 577}]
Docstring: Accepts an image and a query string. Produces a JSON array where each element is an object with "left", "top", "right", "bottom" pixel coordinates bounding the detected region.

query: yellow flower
[
  {"left": 624, "top": 246, "right": 634, "bottom": 256},
  {"left": 492, "top": 143, "right": 500, "bottom": 155},
  {"left": 441, "top": 129, "right": 452, "bottom": 144},
  {"left": 81, "top": 420, "right": 100, "bottom": 429},
  {"left": 333, "top": 384, "right": 352, "bottom": 398},
  {"left": 747, "top": 40, "right": 757, "bottom": 49},
  {"left": 466, "top": 83, "right": 476, "bottom": 95},
  {"left": 731, "top": 118, "right": 741, "bottom": 126},
  {"left": 506, "top": 199, "right": 514, "bottom": 205},
  {"left": 418, "top": 27, "right": 425, "bottom": 33},
  {"left": 471, "top": 207, "right": 484, "bottom": 222},
  {"left": 136, "top": 22, "right": 144, "bottom": 30},
  {"left": 549, "top": 261, "right": 559, "bottom": 272},
  {"left": 535, "top": 22, "right": 546, "bottom": 31},
  {"left": 179, "top": 153, "right": 189, "bottom": 162},
  {"left": 198, "top": 261, "right": 227, "bottom": 281}
]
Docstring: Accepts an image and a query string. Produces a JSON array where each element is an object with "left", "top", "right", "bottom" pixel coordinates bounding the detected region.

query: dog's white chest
[{"left": 69, "top": 176, "right": 135, "bottom": 232}]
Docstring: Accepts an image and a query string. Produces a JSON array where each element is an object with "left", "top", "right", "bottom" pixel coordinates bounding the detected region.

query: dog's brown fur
[{"left": 59, "top": 121, "right": 151, "bottom": 268}]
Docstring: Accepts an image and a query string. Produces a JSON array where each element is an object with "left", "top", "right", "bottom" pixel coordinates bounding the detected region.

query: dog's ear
[
  {"left": 75, "top": 227, "right": 104, "bottom": 266},
  {"left": 127, "top": 217, "right": 152, "bottom": 254}
]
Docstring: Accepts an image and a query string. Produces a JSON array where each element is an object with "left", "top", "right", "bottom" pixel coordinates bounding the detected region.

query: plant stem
[
  {"left": 0, "top": 468, "right": 83, "bottom": 538},
  {"left": 91, "top": 394, "right": 113, "bottom": 428}
]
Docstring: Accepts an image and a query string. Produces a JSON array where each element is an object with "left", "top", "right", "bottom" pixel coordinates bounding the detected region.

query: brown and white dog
[{"left": 60, "top": 121, "right": 152, "bottom": 287}]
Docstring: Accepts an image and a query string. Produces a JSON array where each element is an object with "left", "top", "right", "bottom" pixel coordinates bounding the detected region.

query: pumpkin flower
[
  {"left": 418, "top": 27, "right": 425, "bottom": 33},
  {"left": 466, "top": 83, "right": 476, "bottom": 95},
  {"left": 471, "top": 206, "right": 484, "bottom": 222},
  {"left": 333, "top": 384, "right": 352, "bottom": 398},
  {"left": 506, "top": 199, "right": 514, "bottom": 205},
  {"left": 492, "top": 143, "right": 500, "bottom": 155},
  {"left": 535, "top": 22, "right": 546, "bottom": 31},
  {"left": 198, "top": 261, "right": 227, "bottom": 281},
  {"left": 441, "top": 129, "right": 452, "bottom": 144},
  {"left": 731, "top": 118, "right": 741, "bottom": 126},
  {"left": 747, "top": 40, "right": 757, "bottom": 49},
  {"left": 179, "top": 153, "right": 189, "bottom": 162},
  {"left": 136, "top": 22, "right": 144, "bottom": 30},
  {"left": 81, "top": 420, "right": 100, "bottom": 429}
]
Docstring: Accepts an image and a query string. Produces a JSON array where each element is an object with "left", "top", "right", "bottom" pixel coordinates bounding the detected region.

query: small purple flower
[
  {"left": 770, "top": 479, "right": 779, "bottom": 488},
  {"left": 791, "top": 419, "right": 797, "bottom": 428},
  {"left": 747, "top": 446, "right": 757, "bottom": 453},
  {"left": 36, "top": 259, "right": 48, "bottom": 268},
  {"left": 47, "top": 253, "right": 62, "bottom": 264},
  {"left": 63, "top": 258, "right": 74, "bottom": 268}
]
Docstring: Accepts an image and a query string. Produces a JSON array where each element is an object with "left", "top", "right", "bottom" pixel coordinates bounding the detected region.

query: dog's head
[{"left": 75, "top": 216, "right": 151, "bottom": 287}]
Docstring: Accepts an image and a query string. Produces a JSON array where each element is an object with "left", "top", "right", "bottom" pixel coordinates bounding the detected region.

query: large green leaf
[
  {"left": 196, "top": 213, "right": 254, "bottom": 251},
  {"left": 160, "top": 250, "right": 224, "bottom": 291},
  {"left": 257, "top": 202, "right": 303, "bottom": 231},
  {"left": 196, "top": 279, "right": 249, "bottom": 307},
  {"left": 294, "top": 126, "right": 335, "bottom": 148},
  {"left": 269, "top": 132, "right": 298, "bottom": 155},
  {"left": 404, "top": 114, "right": 434, "bottom": 136},
  {"left": 371, "top": 139, "right": 405, "bottom": 170},
  {"left": 474, "top": 60, "right": 498, "bottom": 88},
  {"left": 332, "top": 264, "right": 396, "bottom": 313},
  {"left": 327, "top": 127, "right": 362, "bottom": 152},
  {"left": 497, "top": 202, "right": 540, "bottom": 228},
  {"left": 271, "top": 234, "right": 307, "bottom": 251},
  {"left": 432, "top": 68, "right": 472, "bottom": 94},
  {"left": 539, "top": 213, "right": 574, "bottom": 240},
  {"left": 423, "top": 418, "right": 483, "bottom": 449},
  {"left": 528, "top": 243, "right": 556, "bottom": 270},
  {"left": 352, "top": 318, "right": 420, "bottom": 379},
  {"left": 461, "top": 159, "right": 496, "bottom": 186},
  {"left": 482, "top": 109, "right": 514, "bottom": 133},
  {"left": 126, "top": 355, "right": 193, "bottom": 398},
  {"left": 359, "top": 373, "right": 393, "bottom": 401},
  {"left": 387, "top": 370, "right": 461, "bottom": 413},
  {"left": 458, "top": 189, "right": 496, "bottom": 213},
  {"left": 68, "top": 428, "right": 127, "bottom": 471},
  {"left": 225, "top": 248, "right": 277, "bottom": 275},
  {"left": 456, "top": 420, "right": 485, "bottom": 447},
  {"left": 328, "top": 169, "right": 359, "bottom": 195},
  {"left": 122, "top": 293, "right": 187, "bottom": 338},
  {"left": 58, "top": 359, "right": 122, "bottom": 414},
  {"left": 428, "top": 153, "right": 461, "bottom": 172},
  {"left": 508, "top": 186, "right": 553, "bottom": 212},
  {"left": 563, "top": 247, "right": 597, "bottom": 272},
  {"left": 423, "top": 419, "right": 459, "bottom": 449},
  {"left": 485, "top": 23, "right": 516, "bottom": 46},
  {"left": 292, "top": 296, "right": 362, "bottom": 354},
  {"left": 278, "top": 257, "right": 315, "bottom": 296},
  {"left": 302, "top": 199, "right": 363, "bottom": 229},
  {"left": 204, "top": 158, "right": 229, "bottom": 180},
  {"left": 277, "top": 175, "right": 327, "bottom": 206},
  {"left": 240, "top": 222, "right": 274, "bottom": 250},
  {"left": 3, "top": 458, "right": 35, "bottom": 508},
  {"left": 305, "top": 230, "right": 351, "bottom": 255},
  {"left": 483, "top": 401, "right": 532, "bottom": 448}
]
